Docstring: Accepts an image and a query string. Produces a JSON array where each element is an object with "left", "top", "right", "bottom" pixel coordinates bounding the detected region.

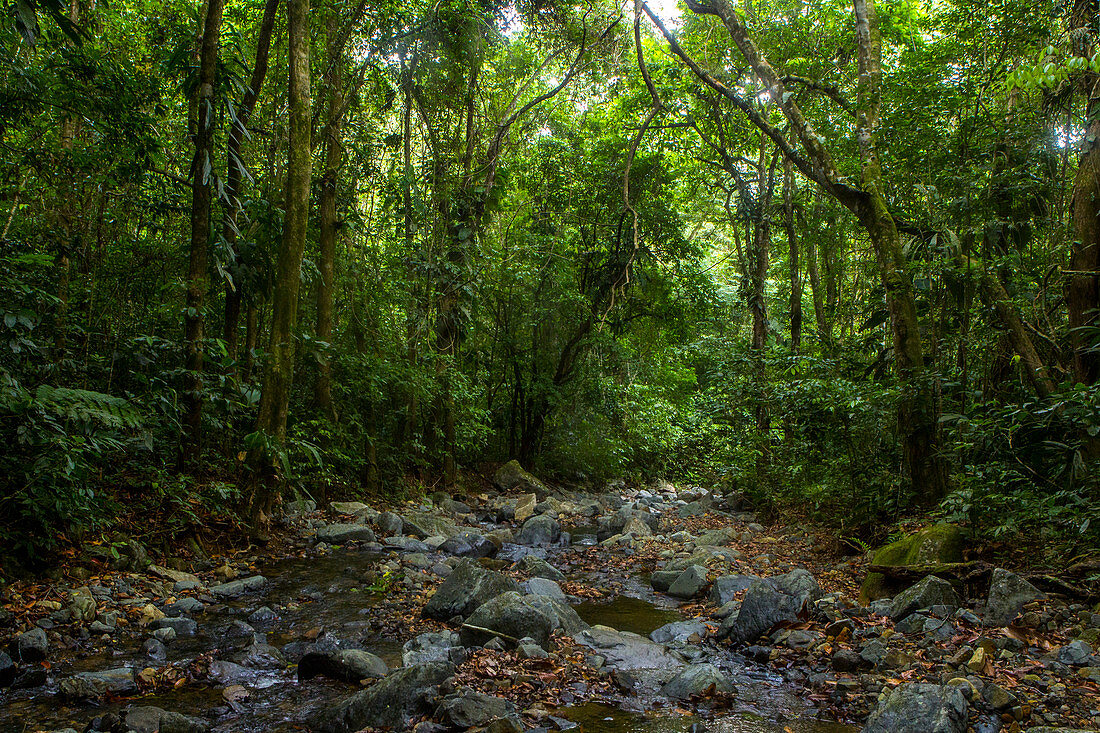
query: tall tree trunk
[
  {"left": 181, "top": 0, "right": 225, "bottom": 465},
  {"left": 1069, "top": 83, "right": 1100, "bottom": 386},
  {"left": 222, "top": 0, "right": 279, "bottom": 366},
  {"left": 853, "top": 0, "right": 948, "bottom": 502},
  {"left": 783, "top": 160, "right": 802, "bottom": 353},
  {"left": 750, "top": 143, "right": 776, "bottom": 440},
  {"left": 246, "top": 0, "right": 312, "bottom": 531},
  {"left": 314, "top": 7, "right": 346, "bottom": 419}
]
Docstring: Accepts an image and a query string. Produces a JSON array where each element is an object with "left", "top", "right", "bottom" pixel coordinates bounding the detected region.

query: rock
[
  {"left": 650, "top": 620, "right": 707, "bottom": 645},
  {"left": 239, "top": 639, "right": 286, "bottom": 669},
  {"left": 0, "top": 650, "right": 15, "bottom": 687},
  {"left": 832, "top": 648, "right": 867, "bottom": 673},
  {"left": 889, "top": 576, "right": 960, "bottom": 621},
  {"left": 385, "top": 536, "right": 431, "bottom": 553},
  {"left": 522, "top": 577, "right": 567, "bottom": 600},
  {"left": 403, "top": 631, "right": 462, "bottom": 666},
  {"left": 1057, "top": 640, "right": 1093, "bottom": 666},
  {"left": 460, "top": 591, "right": 587, "bottom": 648},
  {"left": 143, "top": 638, "right": 167, "bottom": 661},
  {"left": 209, "top": 575, "right": 267, "bottom": 598},
  {"left": 309, "top": 662, "right": 454, "bottom": 733},
  {"left": 248, "top": 606, "right": 277, "bottom": 624},
  {"left": 514, "top": 515, "right": 561, "bottom": 546},
  {"left": 402, "top": 512, "right": 459, "bottom": 540},
  {"left": 709, "top": 575, "right": 757, "bottom": 605},
  {"left": 719, "top": 570, "right": 821, "bottom": 643},
  {"left": 621, "top": 515, "right": 653, "bottom": 538},
  {"left": 515, "top": 556, "right": 565, "bottom": 582},
  {"left": 58, "top": 668, "right": 137, "bottom": 699},
  {"left": 165, "top": 597, "right": 205, "bottom": 616},
  {"left": 493, "top": 460, "right": 545, "bottom": 494},
  {"left": 149, "top": 617, "right": 197, "bottom": 636},
  {"left": 439, "top": 531, "right": 497, "bottom": 559},
  {"left": 435, "top": 688, "right": 516, "bottom": 728},
  {"left": 513, "top": 494, "right": 538, "bottom": 523},
  {"left": 985, "top": 568, "right": 1044, "bottom": 627},
  {"left": 597, "top": 508, "right": 658, "bottom": 542},
  {"left": 123, "top": 706, "right": 209, "bottom": 733},
  {"left": 667, "top": 565, "right": 708, "bottom": 599},
  {"left": 299, "top": 649, "right": 389, "bottom": 683},
  {"left": 376, "top": 512, "right": 403, "bottom": 535},
  {"left": 860, "top": 524, "right": 963, "bottom": 603},
  {"left": 982, "top": 682, "right": 1016, "bottom": 710},
  {"left": 329, "top": 501, "right": 370, "bottom": 514},
  {"left": 69, "top": 587, "right": 97, "bottom": 622},
  {"left": 316, "top": 523, "right": 376, "bottom": 544},
  {"left": 422, "top": 559, "right": 520, "bottom": 621},
  {"left": 661, "top": 663, "right": 733, "bottom": 700},
  {"left": 574, "top": 626, "right": 681, "bottom": 670},
  {"left": 650, "top": 570, "right": 681, "bottom": 593},
  {"left": 16, "top": 627, "right": 48, "bottom": 662},
  {"left": 862, "top": 682, "right": 968, "bottom": 733},
  {"left": 207, "top": 660, "right": 254, "bottom": 685}
]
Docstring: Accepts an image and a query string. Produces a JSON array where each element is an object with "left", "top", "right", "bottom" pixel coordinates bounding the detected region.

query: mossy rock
[{"left": 860, "top": 523, "right": 963, "bottom": 604}]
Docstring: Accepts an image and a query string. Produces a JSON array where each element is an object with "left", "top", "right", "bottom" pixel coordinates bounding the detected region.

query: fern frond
[{"left": 33, "top": 386, "right": 144, "bottom": 430}]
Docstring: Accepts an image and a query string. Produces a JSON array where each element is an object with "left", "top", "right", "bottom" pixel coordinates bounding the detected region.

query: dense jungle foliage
[{"left": 1, "top": 0, "right": 1098, "bottom": 566}]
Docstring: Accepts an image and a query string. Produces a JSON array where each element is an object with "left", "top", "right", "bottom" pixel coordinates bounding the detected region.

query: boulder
[
  {"left": 889, "top": 576, "right": 959, "bottom": 621},
  {"left": 422, "top": 559, "right": 519, "bottom": 621},
  {"left": 0, "top": 650, "right": 15, "bottom": 687},
  {"left": 574, "top": 626, "right": 681, "bottom": 670},
  {"left": 515, "top": 556, "right": 565, "bottom": 582},
  {"left": 650, "top": 620, "right": 708, "bottom": 645},
  {"left": 16, "top": 627, "right": 48, "bottom": 662},
  {"left": 316, "top": 523, "right": 376, "bottom": 544},
  {"left": 435, "top": 688, "right": 516, "bottom": 728},
  {"left": 375, "top": 512, "right": 403, "bottom": 535},
  {"left": 719, "top": 570, "right": 821, "bottom": 643},
  {"left": 985, "top": 568, "right": 1044, "bottom": 627},
  {"left": 862, "top": 683, "right": 968, "bottom": 733},
  {"left": 69, "top": 587, "right": 97, "bottom": 622},
  {"left": 667, "top": 565, "right": 708, "bottom": 599},
  {"left": 123, "top": 706, "right": 209, "bottom": 733},
  {"left": 149, "top": 617, "right": 197, "bottom": 637},
  {"left": 329, "top": 501, "right": 370, "bottom": 514},
  {"left": 709, "top": 575, "right": 757, "bottom": 605},
  {"left": 661, "top": 663, "right": 733, "bottom": 700},
  {"left": 696, "top": 528, "right": 737, "bottom": 546},
  {"left": 309, "top": 662, "right": 454, "bottom": 733},
  {"left": 298, "top": 649, "right": 388, "bottom": 683},
  {"left": 58, "top": 668, "right": 137, "bottom": 700},
  {"left": 493, "top": 460, "right": 546, "bottom": 494},
  {"left": 597, "top": 508, "right": 658, "bottom": 542},
  {"left": 650, "top": 569, "right": 682, "bottom": 593},
  {"left": 513, "top": 494, "right": 538, "bottom": 523},
  {"left": 514, "top": 515, "right": 561, "bottom": 546},
  {"left": 522, "top": 577, "right": 567, "bottom": 600},
  {"left": 860, "top": 524, "right": 963, "bottom": 603},
  {"left": 439, "top": 531, "right": 496, "bottom": 559},
  {"left": 209, "top": 575, "right": 266, "bottom": 598},
  {"left": 460, "top": 591, "right": 587, "bottom": 648},
  {"left": 401, "top": 512, "right": 459, "bottom": 540},
  {"left": 403, "top": 631, "right": 462, "bottom": 666}
]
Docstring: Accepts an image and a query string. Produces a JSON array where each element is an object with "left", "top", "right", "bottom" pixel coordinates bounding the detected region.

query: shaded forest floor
[{"left": 0, "top": 477, "right": 1098, "bottom": 733}]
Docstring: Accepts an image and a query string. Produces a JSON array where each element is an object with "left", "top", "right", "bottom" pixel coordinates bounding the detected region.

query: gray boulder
[
  {"left": 649, "top": 570, "right": 681, "bottom": 593},
  {"left": 310, "top": 662, "right": 454, "bottom": 733},
  {"left": 709, "top": 575, "right": 757, "bottom": 605},
  {"left": 375, "top": 511, "right": 403, "bottom": 535},
  {"left": 149, "top": 617, "right": 197, "bottom": 637},
  {"left": 719, "top": 570, "right": 821, "bottom": 643},
  {"left": 435, "top": 688, "right": 516, "bottom": 728},
  {"left": 574, "top": 626, "right": 681, "bottom": 670},
  {"left": 492, "top": 460, "right": 546, "bottom": 494},
  {"left": 401, "top": 512, "right": 459, "bottom": 540},
  {"left": 650, "top": 620, "right": 708, "bottom": 645},
  {"left": 298, "top": 649, "right": 388, "bottom": 683},
  {"left": 439, "top": 531, "right": 496, "bottom": 559},
  {"left": 209, "top": 575, "right": 266, "bottom": 598},
  {"left": 862, "top": 683, "right": 967, "bottom": 733},
  {"left": 58, "top": 668, "right": 137, "bottom": 699},
  {"left": 515, "top": 556, "right": 565, "bottom": 582},
  {"left": 661, "top": 663, "right": 733, "bottom": 700},
  {"left": 667, "top": 565, "right": 708, "bottom": 599},
  {"left": 16, "top": 627, "right": 48, "bottom": 662},
  {"left": 522, "top": 577, "right": 567, "bottom": 600},
  {"left": 403, "top": 631, "right": 462, "bottom": 666},
  {"left": 460, "top": 591, "right": 587, "bottom": 648},
  {"left": 422, "top": 559, "right": 519, "bottom": 621},
  {"left": 889, "top": 576, "right": 959, "bottom": 621},
  {"left": 514, "top": 515, "right": 561, "bottom": 546},
  {"left": 123, "top": 706, "right": 209, "bottom": 733},
  {"left": 985, "top": 568, "right": 1044, "bottom": 627},
  {"left": 316, "top": 523, "right": 376, "bottom": 544},
  {"left": 597, "top": 507, "right": 658, "bottom": 542}
]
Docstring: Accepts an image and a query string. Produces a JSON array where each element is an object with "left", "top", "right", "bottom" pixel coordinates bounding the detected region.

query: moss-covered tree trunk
[{"left": 246, "top": 0, "right": 311, "bottom": 530}]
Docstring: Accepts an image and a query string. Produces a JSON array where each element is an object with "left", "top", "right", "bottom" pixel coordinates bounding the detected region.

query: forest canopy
[{"left": 1, "top": 0, "right": 1098, "bottom": 564}]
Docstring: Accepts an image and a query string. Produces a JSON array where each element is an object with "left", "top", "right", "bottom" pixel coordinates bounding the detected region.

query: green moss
[{"left": 860, "top": 523, "right": 963, "bottom": 603}]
